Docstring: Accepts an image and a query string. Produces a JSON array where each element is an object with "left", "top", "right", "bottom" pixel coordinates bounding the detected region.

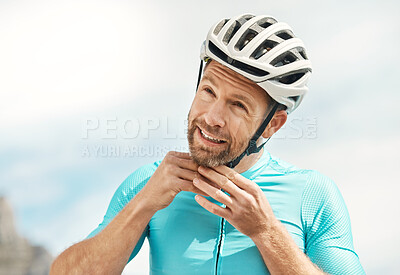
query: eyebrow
[
  {"left": 202, "top": 73, "right": 254, "bottom": 107},
  {"left": 230, "top": 93, "right": 253, "bottom": 107},
  {"left": 201, "top": 74, "right": 219, "bottom": 88}
]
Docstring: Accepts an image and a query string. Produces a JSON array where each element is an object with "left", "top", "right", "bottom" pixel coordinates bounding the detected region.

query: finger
[
  {"left": 197, "top": 174, "right": 220, "bottom": 189},
  {"left": 193, "top": 177, "right": 233, "bottom": 207},
  {"left": 194, "top": 195, "right": 230, "bottom": 219},
  {"left": 177, "top": 170, "right": 220, "bottom": 190},
  {"left": 212, "top": 165, "right": 255, "bottom": 191},
  {"left": 169, "top": 151, "right": 192, "bottom": 159},
  {"left": 177, "top": 178, "right": 210, "bottom": 197},
  {"left": 175, "top": 167, "right": 197, "bottom": 181},
  {"left": 198, "top": 166, "right": 244, "bottom": 198},
  {"left": 170, "top": 155, "right": 199, "bottom": 171}
]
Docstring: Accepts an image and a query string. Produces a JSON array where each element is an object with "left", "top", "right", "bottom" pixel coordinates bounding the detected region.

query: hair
[{"left": 273, "top": 100, "right": 288, "bottom": 112}]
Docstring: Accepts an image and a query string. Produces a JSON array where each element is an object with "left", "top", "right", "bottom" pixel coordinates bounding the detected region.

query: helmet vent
[
  {"left": 213, "top": 19, "right": 229, "bottom": 36},
  {"left": 235, "top": 29, "right": 258, "bottom": 51},
  {"left": 273, "top": 69, "right": 310, "bottom": 84},
  {"left": 278, "top": 72, "right": 305, "bottom": 84},
  {"left": 271, "top": 52, "right": 298, "bottom": 67},
  {"left": 250, "top": 40, "right": 279, "bottom": 59},
  {"left": 222, "top": 15, "right": 254, "bottom": 45},
  {"left": 276, "top": 30, "right": 294, "bottom": 40},
  {"left": 209, "top": 41, "right": 270, "bottom": 77},
  {"left": 223, "top": 21, "right": 242, "bottom": 45},
  {"left": 256, "top": 17, "right": 277, "bottom": 29},
  {"left": 298, "top": 48, "right": 308, "bottom": 60}
]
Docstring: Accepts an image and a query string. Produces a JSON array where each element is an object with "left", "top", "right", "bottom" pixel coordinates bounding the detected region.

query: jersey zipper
[{"left": 215, "top": 217, "right": 225, "bottom": 275}]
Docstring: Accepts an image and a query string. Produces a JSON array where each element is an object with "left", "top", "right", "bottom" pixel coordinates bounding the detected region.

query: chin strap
[
  {"left": 196, "top": 60, "right": 204, "bottom": 92},
  {"left": 225, "top": 102, "right": 278, "bottom": 168},
  {"left": 195, "top": 59, "right": 278, "bottom": 169}
]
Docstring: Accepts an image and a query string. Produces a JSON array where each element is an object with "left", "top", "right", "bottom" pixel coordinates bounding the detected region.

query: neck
[{"left": 233, "top": 147, "right": 264, "bottom": 174}]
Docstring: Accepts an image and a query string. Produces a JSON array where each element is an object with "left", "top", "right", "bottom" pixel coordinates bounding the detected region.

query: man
[{"left": 51, "top": 14, "right": 365, "bottom": 274}]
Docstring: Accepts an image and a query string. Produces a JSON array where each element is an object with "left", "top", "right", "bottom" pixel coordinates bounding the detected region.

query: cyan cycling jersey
[{"left": 87, "top": 149, "right": 365, "bottom": 274}]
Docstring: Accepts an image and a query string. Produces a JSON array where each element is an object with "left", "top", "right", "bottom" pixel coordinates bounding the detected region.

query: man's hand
[
  {"left": 194, "top": 165, "right": 328, "bottom": 275},
  {"left": 193, "top": 165, "right": 276, "bottom": 239},
  {"left": 141, "top": 151, "right": 214, "bottom": 211}
]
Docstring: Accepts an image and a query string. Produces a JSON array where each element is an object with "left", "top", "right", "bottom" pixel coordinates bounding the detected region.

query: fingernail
[{"left": 193, "top": 178, "right": 199, "bottom": 185}]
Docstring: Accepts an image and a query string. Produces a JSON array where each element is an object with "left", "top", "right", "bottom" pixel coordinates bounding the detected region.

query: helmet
[{"left": 200, "top": 14, "right": 312, "bottom": 113}]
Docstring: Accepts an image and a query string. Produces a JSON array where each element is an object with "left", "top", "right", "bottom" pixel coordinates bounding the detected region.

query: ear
[{"left": 261, "top": 110, "right": 287, "bottom": 138}]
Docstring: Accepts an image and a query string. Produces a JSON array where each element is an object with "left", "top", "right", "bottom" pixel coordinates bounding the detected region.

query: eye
[
  {"left": 233, "top": 101, "right": 247, "bottom": 111},
  {"left": 204, "top": 87, "right": 215, "bottom": 96}
]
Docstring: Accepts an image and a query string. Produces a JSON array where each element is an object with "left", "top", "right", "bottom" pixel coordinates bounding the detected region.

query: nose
[{"left": 204, "top": 100, "right": 226, "bottom": 128}]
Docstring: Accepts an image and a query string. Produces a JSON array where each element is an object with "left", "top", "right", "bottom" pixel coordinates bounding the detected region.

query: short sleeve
[
  {"left": 86, "top": 161, "right": 159, "bottom": 262},
  {"left": 301, "top": 171, "right": 365, "bottom": 275}
]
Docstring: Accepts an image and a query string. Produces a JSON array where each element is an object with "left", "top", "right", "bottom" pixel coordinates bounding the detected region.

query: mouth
[{"left": 197, "top": 127, "right": 227, "bottom": 145}]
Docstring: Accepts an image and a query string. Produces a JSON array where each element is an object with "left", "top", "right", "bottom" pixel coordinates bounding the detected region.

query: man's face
[{"left": 187, "top": 60, "right": 270, "bottom": 167}]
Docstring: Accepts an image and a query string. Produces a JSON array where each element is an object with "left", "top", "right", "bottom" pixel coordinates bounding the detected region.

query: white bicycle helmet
[{"left": 200, "top": 14, "right": 312, "bottom": 114}]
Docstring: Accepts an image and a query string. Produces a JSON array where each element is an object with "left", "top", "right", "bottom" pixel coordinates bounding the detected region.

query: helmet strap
[
  {"left": 196, "top": 60, "right": 204, "bottom": 92},
  {"left": 225, "top": 102, "right": 279, "bottom": 168}
]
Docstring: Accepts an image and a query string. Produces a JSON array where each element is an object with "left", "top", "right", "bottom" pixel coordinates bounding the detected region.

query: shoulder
[
  {"left": 85, "top": 160, "right": 162, "bottom": 239},
  {"left": 109, "top": 160, "right": 162, "bottom": 210},
  {"left": 261, "top": 153, "right": 314, "bottom": 188},
  {"left": 302, "top": 170, "right": 343, "bottom": 206},
  {"left": 122, "top": 160, "right": 161, "bottom": 188},
  {"left": 300, "top": 170, "right": 350, "bottom": 231},
  {"left": 266, "top": 153, "right": 339, "bottom": 193},
  {"left": 120, "top": 160, "right": 161, "bottom": 194},
  {"left": 264, "top": 152, "right": 314, "bottom": 180},
  {"left": 263, "top": 153, "right": 346, "bottom": 217},
  {"left": 266, "top": 153, "right": 301, "bottom": 175}
]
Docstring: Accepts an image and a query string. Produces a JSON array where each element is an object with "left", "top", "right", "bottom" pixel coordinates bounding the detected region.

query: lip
[{"left": 196, "top": 127, "right": 227, "bottom": 147}]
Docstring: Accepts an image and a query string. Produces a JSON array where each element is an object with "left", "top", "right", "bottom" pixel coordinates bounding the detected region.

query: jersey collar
[{"left": 240, "top": 147, "right": 271, "bottom": 180}]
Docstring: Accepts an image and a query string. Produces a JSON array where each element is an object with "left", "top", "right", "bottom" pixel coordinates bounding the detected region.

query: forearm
[
  {"left": 50, "top": 189, "right": 156, "bottom": 275},
  {"left": 251, "top": 218, "right": 326, "bottom": 275}
]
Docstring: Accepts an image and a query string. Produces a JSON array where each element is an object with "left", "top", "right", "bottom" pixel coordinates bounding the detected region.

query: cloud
[{"left": 0, "top": 0, "right": 179, "bottom": 127}]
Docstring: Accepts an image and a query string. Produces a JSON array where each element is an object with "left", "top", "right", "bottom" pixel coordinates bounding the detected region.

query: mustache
[{"left": 191, "top": 118, "right": 231, "bottom": 142}]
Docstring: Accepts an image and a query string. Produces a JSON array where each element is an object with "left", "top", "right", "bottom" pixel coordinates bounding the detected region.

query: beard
[{"left": 187, "top": 113, "right": 250, "bottom": 167}]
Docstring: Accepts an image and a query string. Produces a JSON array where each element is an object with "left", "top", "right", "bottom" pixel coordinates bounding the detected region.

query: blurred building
[{"left": 0, "top": 197, "right": 52, "bottom": 275}]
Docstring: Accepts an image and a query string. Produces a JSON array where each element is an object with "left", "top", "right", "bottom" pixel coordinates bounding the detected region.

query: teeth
[{"left": 200, "top": 129, "right": 225, "bottom": 143}]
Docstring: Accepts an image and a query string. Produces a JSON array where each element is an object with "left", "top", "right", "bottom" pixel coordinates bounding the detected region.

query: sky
[{"left": 0, "top": 0, "right": 399, "bottom": 274}]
